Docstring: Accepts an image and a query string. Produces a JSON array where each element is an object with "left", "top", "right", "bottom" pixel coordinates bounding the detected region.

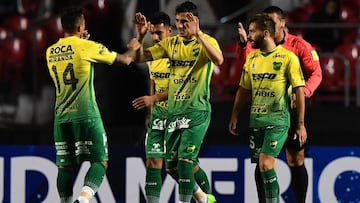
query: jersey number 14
[{"left": 51, "top": 63, "right": 79, "bottom": 93}]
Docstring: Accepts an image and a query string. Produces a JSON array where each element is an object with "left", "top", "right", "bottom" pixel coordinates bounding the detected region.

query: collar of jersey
[
  {"left": 183, "top": 39, "right": 195, "bottom": 45},
  {"left": 260, "top": 45, "right": 280, "bottom": 57},
  {"left": 260, "top": 50, "right": 274, "bottom": 57}
]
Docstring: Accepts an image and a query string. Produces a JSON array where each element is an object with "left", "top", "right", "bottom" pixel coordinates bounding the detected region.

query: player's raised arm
[
  {"left": 131, "top": 12, "right": 154, "bottom": 63},
  {"left": 185, "top": 13, "right": 223, "bottom": 66},
  {"left": 111, "top": 38, "right": 140, "bottom": 65}
]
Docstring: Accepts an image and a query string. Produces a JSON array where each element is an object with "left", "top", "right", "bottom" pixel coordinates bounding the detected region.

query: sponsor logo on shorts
[
  {"left": 152, "top": 118, "right": 166, "bottom": 130},
  {"left": 167, "top": 117, "right": 190, "bottom": 132},
  {"left": 264, "top": 176, "right": 277, "bottom": 184},
  {"left": 151, "top": 143, "right": 161, "bottom": 153}
]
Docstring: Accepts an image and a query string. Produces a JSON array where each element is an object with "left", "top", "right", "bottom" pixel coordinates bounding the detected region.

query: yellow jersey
[
  {"left": 46, "top": 36, "right": 117, "bottom": 122},
  {"left": 241, "top": 45, "right": 305, "bottom": 128},
  {"left": 148, "top": 33, "right": 222, "bottom": 115}
]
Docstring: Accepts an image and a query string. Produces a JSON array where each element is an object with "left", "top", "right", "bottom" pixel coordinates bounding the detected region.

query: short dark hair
[
  {"left": 60, "top": 7, "right": 83, "bottom": 33},
  {"left": 175, "top": 1, "right": 198, "bottom": 17},
  {"left": 263, "top": 6, "right": 285, "bottom": 20},
  {"left": 150, "top": 11, "right": 171, "bottom": 26},
  {"left": 249, "top": 13, "right": 276, "bottom": 38}
]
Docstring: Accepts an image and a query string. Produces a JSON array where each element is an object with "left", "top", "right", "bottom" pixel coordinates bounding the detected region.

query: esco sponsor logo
[
  {"left": 151, "top": 72, "right": 171, "bottom": 79},
  {"left": 252, "top": 73, "right": 276, "bottom": 80},
  {"left": 170, "top": 60, "right": 195, "bottom": 67}
]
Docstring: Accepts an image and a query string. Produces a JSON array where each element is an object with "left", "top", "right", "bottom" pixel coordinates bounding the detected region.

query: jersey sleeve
[
  {"left": 287, "top": 53, "right": 305, "bottom": 88},
  {"left": 204, "top": 34, "right": 222, "bottom": 54},
  {"left": 148, "top": 41, "right": 168, "bottom": 61},
  {"left": 147, "top": 61, "right": 154, "bottom": 80},
  {"left": 293, "top": 38, "right": 322, "bottom": 97},
  {"left": 235, "top": 42, "right": 254, "bottom": 71},
  {"left": 239, "top": 53, "right": 252, "bottom": 90},
  {"left": 81, "top": 40, "right": 117, "bottom": 65}
]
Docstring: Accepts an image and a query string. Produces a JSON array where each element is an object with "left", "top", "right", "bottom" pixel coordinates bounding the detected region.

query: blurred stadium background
[{"left": 0, "top": 0, "right": 359, "bottom": 146}]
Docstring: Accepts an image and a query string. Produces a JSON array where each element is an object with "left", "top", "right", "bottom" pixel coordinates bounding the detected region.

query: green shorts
[
  {"left": 53, "top": 117, "right": 108, "bottom": 166},
  {"left": 145, "top": 108, "right": 167, "bottom": 159},
  {"left": 165, "top": 111, "right": 210, "bottom": 169},
  {"left": 249, "top": 126, "right": 288, "bottom": 163}
]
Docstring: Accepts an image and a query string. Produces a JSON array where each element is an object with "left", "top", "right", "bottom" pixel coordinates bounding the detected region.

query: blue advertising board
[{"left": 0, "top": 145, "right": 359, "bottom": 202}]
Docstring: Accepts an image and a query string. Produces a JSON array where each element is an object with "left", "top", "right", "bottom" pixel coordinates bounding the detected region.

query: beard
[{"left": 251, "top": 34, "right": 265, "bottom": 49}]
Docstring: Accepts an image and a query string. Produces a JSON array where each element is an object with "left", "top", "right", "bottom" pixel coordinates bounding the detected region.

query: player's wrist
[
  {"left": 152, "top": 95, "right": 159, "bottom": 103},
  {"left": 136, "top": 34, "right": 145, "bottom": 42},
  {"left": 196, "top": 30, "right": 204, "bottom": 38},
  {"left": 238, "top": 40, "right": 247, "bottom": 48},
  {"left": 297, "top": 121, "right": 305, "bottom": 126}
]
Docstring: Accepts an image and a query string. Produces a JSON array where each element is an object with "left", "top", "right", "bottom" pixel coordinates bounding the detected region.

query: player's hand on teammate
[
  {"left": 132, "top": 96, "right": 155, "bottom": 110},
  {"left": 123, "top": 38, "right": 141, "bottom": 64},
  {"left": 127, "top": 38, "right": 141, "bottom": 51}
]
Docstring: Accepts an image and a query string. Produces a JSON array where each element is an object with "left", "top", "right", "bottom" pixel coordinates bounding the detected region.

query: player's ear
[
  {"left": 264, "top": 30, "right": 270, "bottom": 38},
  {"left": 280, "top": 19, "right": 286, "bottom": 29}
]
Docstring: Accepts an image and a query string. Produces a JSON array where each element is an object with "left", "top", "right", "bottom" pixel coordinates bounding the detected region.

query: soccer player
[
  {"left": 131, "top": 11, "right": 211, "bottom": 203},
  {"left": 130, "top": 1, "right": 223, "bottom": 202},
  {"left": 228, "top": 13, "right": 307, "bottom": 203},
  {"left": 235, "top": 6, "right": 322, "bottom": 203},
  {"left": 45, "top": 7, "right": 138, "bottom": 203},
  {"left": 133, "top": 12, "right": 172, "bottom": 203}
]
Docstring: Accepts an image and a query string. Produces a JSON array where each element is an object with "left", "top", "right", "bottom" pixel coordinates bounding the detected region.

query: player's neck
[
  {"left": 275, "top": 30, "right": 285, "bottom": 44},
  {"left": 260, "top": 40, "right": 277, "bottom": 52},
  {"left": 64, "top": 33, "right": 81, "bottom": 38}
]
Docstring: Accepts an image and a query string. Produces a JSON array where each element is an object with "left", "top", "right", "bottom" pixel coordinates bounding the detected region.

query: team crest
[
  {"left": 186, "top": 144, "right": 196, "bottom": 153},
  {"left": 273, "top": 61, "right": 282, "bottom": 71},
  {"left": 270, "top": 140, "right": 278, "bottom": 148},
  {"left": 99, "top": 45, "right": 106, "bottom": 55},
  {"left": 192, "top": 48, "right": 200, "bottom": 57}
]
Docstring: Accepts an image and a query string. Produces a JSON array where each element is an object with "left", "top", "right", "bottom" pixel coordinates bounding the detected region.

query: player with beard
[
  {"left": 235, "top": 6, "right": 322, "bottom": 203},
  {"left": 228, "top": 13, "right": 307, "bottom": 203}
]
